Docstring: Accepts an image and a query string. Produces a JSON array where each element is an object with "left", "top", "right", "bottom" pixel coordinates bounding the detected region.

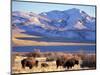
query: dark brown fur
[
  {"left": 21, "top": 58, "right": 38, "bottom": 69},
  {"left": 63, "top": 58, "right": 79, "bottom": 69},
  {"left": 41, "top": 63, "right": 49, "bottom": 67},
  {"left": 56, "top": 58, "right": 79, "bottom": 69}
]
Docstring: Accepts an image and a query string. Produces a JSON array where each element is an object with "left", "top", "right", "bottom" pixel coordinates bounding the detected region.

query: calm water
[
  {"left": 12, "top": 45, "right": 96, "bottom": 53},
  {"left": 16, "top": 37, "right": 95, "bottom": 43}
]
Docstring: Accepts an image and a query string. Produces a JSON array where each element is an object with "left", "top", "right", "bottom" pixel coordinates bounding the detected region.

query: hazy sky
[{"left": 12, "top": 1, "right": 96, "bottom": 17}]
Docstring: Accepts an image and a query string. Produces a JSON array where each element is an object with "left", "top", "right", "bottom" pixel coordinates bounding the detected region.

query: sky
[{"left": 12, "top": 1, "right": 96, "bottom": 17}]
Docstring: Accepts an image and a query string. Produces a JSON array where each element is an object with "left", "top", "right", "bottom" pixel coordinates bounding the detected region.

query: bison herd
[
  {"left": 21, "top": 57, "right": 96, "bottom": 70},
  {"left": 56, "top": 58, "right": 79, "bottom": 69},
  {"left": 64, "top": 59, "right": 79, "bottom": 69},
  {"left": 21, "top": 57, "right": 80, "bottom": 70}
]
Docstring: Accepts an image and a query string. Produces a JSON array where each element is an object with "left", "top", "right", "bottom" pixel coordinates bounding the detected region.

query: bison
[
  {"left": 56, "top": 58, "right": 79, "bottom": 69},
  {"left": 80, "top": 60, "right": 96, "bottom": 68},
  {"left": 63, "top": 58, "right": 79, "bottom": 69},
  {"left": 21, "top": 58, "right": 38, "bottom": 69},
  {"left": 41, "top": 63, "right": 49, "bottom": 67},
  {"left": 56, "top": 58, "right": 65, "bottom": 68}
]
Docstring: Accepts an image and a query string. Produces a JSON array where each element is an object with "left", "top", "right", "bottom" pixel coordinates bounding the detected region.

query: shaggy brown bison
[
  {"left": 56, "top": 58, "right": 65, "bottom": 68},
  {"left": 63, "top": 58, "right": 79, "bottom": 69},
  {"left": 41, "top": 63, "right": 49, "bottom": 67},
  {"left": 21, "top": 58, "right": 38, "bottom": 69},
  {"left": 80, "top": 60, "right": 96, "bottom": 68},
  {"left": 56, "top": 58, "right": 79, "bottom": 69}
]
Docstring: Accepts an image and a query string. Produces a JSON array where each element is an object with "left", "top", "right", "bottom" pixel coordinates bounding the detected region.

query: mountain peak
[{"left": 12, "top": 8, "right": 96, "bottom": 41}]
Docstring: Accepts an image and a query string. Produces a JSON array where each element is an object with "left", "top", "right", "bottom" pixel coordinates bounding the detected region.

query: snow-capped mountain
[{"left": 12, "top": 8, "right": 96, "bottom": 42}]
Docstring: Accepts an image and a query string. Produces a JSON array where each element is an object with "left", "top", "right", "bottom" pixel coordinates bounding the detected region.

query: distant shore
[
  {"left": 13, "top": 38, "right": 95, "bottom": 46},
  {"left": 12, "top": 32, "right": 96, "bottom": 46}
]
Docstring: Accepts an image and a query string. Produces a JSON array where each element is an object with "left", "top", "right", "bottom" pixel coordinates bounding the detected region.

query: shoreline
[
  {"left": 12, "top": 51, "right": 96, "bottom": 54},
  {"left": 12, "top": 32, "right": 96, "bottom": 46}
]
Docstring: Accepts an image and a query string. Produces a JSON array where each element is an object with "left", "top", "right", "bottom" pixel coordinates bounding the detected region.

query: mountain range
[{"left": 12, "top": 8, "right": 96, "bottom": 42}]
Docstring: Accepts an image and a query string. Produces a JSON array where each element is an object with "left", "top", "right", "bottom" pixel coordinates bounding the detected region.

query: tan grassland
[
  {"left": 12, "top": 52, "right": 95, "bottom": 74},
  {"left": 12, "top": 32, "right": 95, "bottom": 46}
]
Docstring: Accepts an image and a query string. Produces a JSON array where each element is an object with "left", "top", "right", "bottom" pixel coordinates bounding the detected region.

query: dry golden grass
[
  {"left": 12, "top": 52, "right": 95, "bottom": 74},
  {"left": 12, "top": 58, "right": 81, "bottom": 74}
]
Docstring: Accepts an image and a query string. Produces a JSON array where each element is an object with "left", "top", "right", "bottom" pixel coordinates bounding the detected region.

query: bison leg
[
  {"left": 29, "top": 65, "right": 33, "bottom": 69},
  {"left": 67, "top": 66, "right": 73, "bottom": 70},
  {"left": 21, "top": 61, "right": 26, "bottom": 69},
  {"left": 21, "top": 59, "right": 29, "bottom": 69},
  {"left": 67, "top": 66, "right": 70, "bottom": 69},
  {"left": 22, "top": 64, "right": 25, "bottom": 69},
  {"left": 35, "top": 60, "right": 38, "bottom": 67},
  {"left": 57, "top": 65, "right": 59, "bottom": 69}
]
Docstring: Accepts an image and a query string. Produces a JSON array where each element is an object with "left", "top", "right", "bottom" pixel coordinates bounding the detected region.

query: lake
[{"left": 12, "top": 45, "right": 96, "bottom": 53}]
